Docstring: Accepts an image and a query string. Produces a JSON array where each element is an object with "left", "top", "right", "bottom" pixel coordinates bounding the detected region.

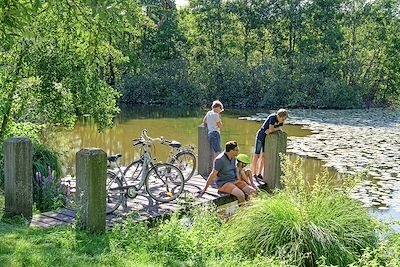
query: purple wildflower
[
  {"left": 35, "top": 172, "right": 41, "bottom": 183},
  {"left": 47, "top": 166, "right": 54, "bottom": 182},
  {"left": 58, "top": 179, "right": 63, "bottom": 193}
]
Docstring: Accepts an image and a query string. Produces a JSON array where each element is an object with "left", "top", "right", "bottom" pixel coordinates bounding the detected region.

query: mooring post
[
  {"left": 4, "top": 137, "right": 33, "bottom": 218},
  {"left": 198, "top": 125, "right": 213, "bottom": 178},
  {"left": 263, "top": 131, "right": 287, "bottom": 190},
  {"left": 76, "top": 148, "right": 106, "bottom": 233}
]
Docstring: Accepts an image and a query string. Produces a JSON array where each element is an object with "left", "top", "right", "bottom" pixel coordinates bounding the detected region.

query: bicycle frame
[
  {"left": 124, "top": 137, "right": 155, "bottom": 192},
  {"left": 106, "top": 130, "right": 185, "bottom": 213},
  {"left": 166, "top": 145, "right": 194, "bottom": 163}
]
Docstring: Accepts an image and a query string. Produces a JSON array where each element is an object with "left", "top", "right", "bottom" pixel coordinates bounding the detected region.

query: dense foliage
[
  {"left": 119, "top": 0, "right": 400, "bottom": 109},
  {"left": 1, "top": 1, "right": 127, "bottom": 140},
  {"left": 1, "top": 1, "right": 132, "bottom": 192}
]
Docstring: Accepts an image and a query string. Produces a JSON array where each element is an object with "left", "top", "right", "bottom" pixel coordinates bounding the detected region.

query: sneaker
[{"left": 254, "top": 174, "right": 263, "bottom": 182}]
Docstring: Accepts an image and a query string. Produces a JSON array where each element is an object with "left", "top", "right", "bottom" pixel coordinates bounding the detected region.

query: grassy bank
[
  {"left": 0, "top": 203, "right": 399, "bottom": 267},
  {"left": 1, "top": 160, "right": 399, "bottom": 266},
  {"left": 0, "top": 204, "right": 281, "bottom": 267}
]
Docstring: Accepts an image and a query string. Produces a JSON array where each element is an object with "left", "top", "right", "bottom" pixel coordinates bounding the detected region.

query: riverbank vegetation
[{"left": 1, "top": 160, "right": 399, "bottom": 266}]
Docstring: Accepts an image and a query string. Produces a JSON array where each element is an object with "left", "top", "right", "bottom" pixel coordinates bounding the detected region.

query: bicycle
[
  {"left": 127, "top": 130, "right": 197, "bottom": 183},
  {"left": 105, "top": 132, "right": 185, "bottom": 214}
]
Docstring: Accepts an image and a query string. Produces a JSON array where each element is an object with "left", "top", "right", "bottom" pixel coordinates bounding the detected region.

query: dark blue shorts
[
  {"left": 254, "top": 138, "right": 264, "bottom": 154},
  {"left": 208, "top": 131, "right": 222, "bottom": 153}
]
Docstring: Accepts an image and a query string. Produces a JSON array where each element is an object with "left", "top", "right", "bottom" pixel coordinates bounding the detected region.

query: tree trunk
[
  {"left": 0, "top": 86, "right": 16, "bottom": 140},
  {"left": 0, "top": 52, "right": 23, "bottom": 140}
]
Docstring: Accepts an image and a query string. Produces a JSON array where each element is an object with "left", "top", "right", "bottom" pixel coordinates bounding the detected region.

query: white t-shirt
[{"left": 205, "top": 110, "right": 221, "bottom": 134}]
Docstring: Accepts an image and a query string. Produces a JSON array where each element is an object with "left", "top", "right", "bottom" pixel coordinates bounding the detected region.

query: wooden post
[
  {"left": 263, "top": 131, "right": 287, "bottom": 190},
  {"left": 4, "top": 137, "right": 33, "bottom": 218},
  {"left": 76, "top": 148, "right": 106, "bottom": 233},
  {"left": 198, "top": 125, "right": 213, "bottom": 178}
]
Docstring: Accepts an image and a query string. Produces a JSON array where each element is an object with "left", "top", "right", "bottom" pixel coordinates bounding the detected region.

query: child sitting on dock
[
  {"left": 236, "top": 154, "right": 256, "bottom": 190},
  {"left": 252, "top": 109, "right": 288, "bottom": 181}
]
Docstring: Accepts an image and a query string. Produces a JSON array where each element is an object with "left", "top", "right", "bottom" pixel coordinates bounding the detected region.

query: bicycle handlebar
[
  {"left": 134, "top": 129, "right": 193, "bottom": 149},
  {"left": 141, "top": 129, "right": 165, "bottom": 144}
]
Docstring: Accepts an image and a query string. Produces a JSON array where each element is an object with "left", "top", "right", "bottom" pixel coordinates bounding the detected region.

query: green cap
[{"left": 237, "top": 154, "right": 251, "bottom": 164}]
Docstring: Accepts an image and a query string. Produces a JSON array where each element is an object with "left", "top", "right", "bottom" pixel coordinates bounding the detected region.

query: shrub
[
  {"left": 32, "top": 143, "right": 69, "bottom": 212},
  {"left": 223, "top": 158, "right": 378, "bottom": 267}
]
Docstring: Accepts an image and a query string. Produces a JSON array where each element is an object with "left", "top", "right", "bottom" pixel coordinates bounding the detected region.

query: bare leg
[
  {"left": 230, "top": 187, "right": 246, "bottom": 204},
  {"left": 239, "top": 171, "right": 249, "bottom": 184},
  {"left": 251, "top": 154, "right": 260, "bottom": 176},
  {"left": 242, "top": 185, "right": 256, "bottom": 200},
  {"left": 244, "top": 170, "right": 256, "bottom": 188},
  {"left": 258, "top": 154, "right": 265, "bottom": 176}
]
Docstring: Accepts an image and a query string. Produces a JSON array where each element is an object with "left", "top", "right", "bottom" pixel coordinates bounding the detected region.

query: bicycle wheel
[
  {"left": 123, "top": 159, "right": 144, "bottom": 187},
  {"left": 106, "top": 171, "right": 124, "bottom": 214},
  {"left": 145, "top": 163, "right": 184, "bottom": 203},
  {"left": 170, "top": 151, "right": 196, "bottom": 182}
]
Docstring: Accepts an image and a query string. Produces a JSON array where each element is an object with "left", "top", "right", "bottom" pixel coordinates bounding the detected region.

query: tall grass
[
  {"left": 0, "top": 188, "right": 398, "bottom": 266},
  {"left": 223, "top": 157, "right": 378, "bottom": 267}
]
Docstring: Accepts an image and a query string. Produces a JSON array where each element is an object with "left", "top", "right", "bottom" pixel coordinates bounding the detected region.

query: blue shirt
[
  {"left": 214, "top": 152, "right": 237, "bottom": 188},
  {"left": 256, "top": 114, "right": 283, "bottom": 143}
]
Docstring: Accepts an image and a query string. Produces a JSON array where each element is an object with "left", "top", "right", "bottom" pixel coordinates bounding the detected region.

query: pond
[
  {"left": 54, "top": 105, "right": 399, "bottom": 220},
  {"left": 57, "top": 106, "right": 312, "bottom": 173}
]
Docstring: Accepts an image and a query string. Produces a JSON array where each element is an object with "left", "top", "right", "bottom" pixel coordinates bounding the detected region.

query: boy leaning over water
[{"left": 252, "top": 109, "right": 288, "bottom": 180}]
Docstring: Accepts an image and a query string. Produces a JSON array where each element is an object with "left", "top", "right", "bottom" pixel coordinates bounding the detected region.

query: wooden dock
[{"left": 30, "top": 175, "right": 265, "bottom": 228}]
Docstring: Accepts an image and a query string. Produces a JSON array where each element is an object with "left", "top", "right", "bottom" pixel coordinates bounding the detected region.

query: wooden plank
[
  {"left": 30, "top": 218, "right": 53, "bottom": 228},
  {"left": 30, "top": 216, "right": 68, "bottom": 227},
  {"left": 57, "top": 208, "right": 76, "bottom": 218},
  {"left": 40, "top": 211, "right": 75, "bottom": 223}
]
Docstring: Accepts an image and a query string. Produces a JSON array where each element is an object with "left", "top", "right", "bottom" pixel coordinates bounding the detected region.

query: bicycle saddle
[
  {"left": 107, "top": 154, "right": 122, "bottom": 162},
  {"left": 169, "top": 140, "right": 181, "bottom": 148}
]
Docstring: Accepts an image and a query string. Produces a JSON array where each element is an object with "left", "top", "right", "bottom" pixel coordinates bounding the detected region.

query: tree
[{"left": 0, "top": 1, "right": 145, "bottom": 139}]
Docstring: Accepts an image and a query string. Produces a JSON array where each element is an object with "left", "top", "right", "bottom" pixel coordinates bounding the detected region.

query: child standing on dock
[
  {"left": 203, "top": 100, "right": 224, "bottom": 160},
  {"left": 252, "top": 109, "right": 288, "bottom": 180}
]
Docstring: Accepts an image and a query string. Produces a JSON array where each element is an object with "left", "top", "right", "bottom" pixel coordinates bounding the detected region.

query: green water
[{"left": 57, "top": 106, "right": 315, "bottom": 176}]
